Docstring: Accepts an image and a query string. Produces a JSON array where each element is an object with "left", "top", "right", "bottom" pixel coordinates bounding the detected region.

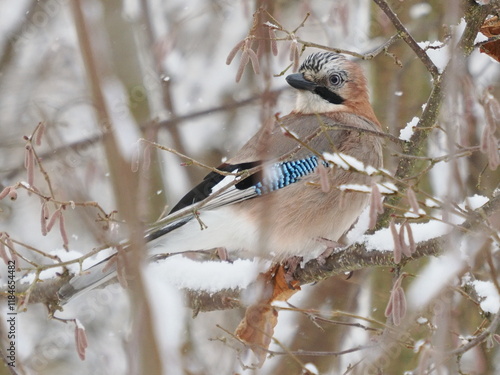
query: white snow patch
[
  {"left": 19, "top": 249, "right": 84, "bottom": 284},
  {"left": 75, "top": 318, "right": 85, "bottom": 330},
  {"left": 410, "top": 3, "right": 432, "bottom": 19},
  {"left": 414, "top": 339, "right": 427, "bottom": 353},
  {"left": 404, "top": 208, "right": 426, "bottom": 218},
  {"left": 304, "top": 363, "right": 319, "bottom": 374},
  {"left": 417, "top": 40, "right": 449, "bottom": 73},
  {"left": 361, "top": 219, "right": 456, "bottom": 252},
  {"left": 417, "top": 317, "right": 428, "bottom": 324},
  {"left": 323, "top": 152, "right": 380, "bottom": 179},
  {"left": 400, "top": 116, "right": 419, "bottom": 141},
  {"left": 19, "top": 248, "right": 116, "bottom": 285},
  {"left": 346, "top": 206, "right": 370, "bottom": 244},
  {"left": 377, "top": 182, "right": 398, "bottom": 194},
  {"left": 425, "top": 198, "right": 440, "bottom": 208},
  {"left": 323, "top": 152, "right": 351, "bottom": 170},
  {"left": 474, "top": 32, "right": 489, "bottom": 44},
  {"left": 465, "top": 194, "right": 488, "bottom": 210},
  {"left": 148, "top": 256, "right": 265, "bottom": 292},
  {"left": 407, "top": 252, "right": 464, "bottom": 308},
  {"left": 472, "top": 280, "right": 500, "bottom": 314},
  {"left": 338, "top": 184, "right": 371, "bottom": 193}
]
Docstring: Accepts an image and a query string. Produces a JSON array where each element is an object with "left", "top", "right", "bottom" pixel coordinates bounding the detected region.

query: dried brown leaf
[
  {"left": 226, "top": 39, "right": 245, "bottom": 65},
  {"left": 369, "top": 184, "right": 384, "bottom": 229},
  {"left": 384, "top": 291, "right": 394, "bottom": 318},
  {"left": 392, "top": 287, "right": 402, "bottom": 326},
  {"left": 481, "top": 125, "right": 491, "bottom": 153},
  {"left": 390, "top": 219, "right": 402, "bottom": 264},
  {"left": 35, "top": 122, "right": 45, "bottom": 146},
  {"left": 0, "top": 186, "right": 10, "bottom": 200},
  {"left": 25, "top": 145, "right": 34, "bottom": 187},
  {"left": 236, "top": 50, "right": 250, "bottom": 83},
  {"left": 0, "top": 239, "right": 10, "bottom": 265},
  {"left": 235, "top": 304, "right": 278, "bottom": 368},
  {"left": 487, "top": 134, "right": 500, "bottom": 170},
  {"left": 484, "top": 94, "right": 500, "bottom": 131},
  {"left": 116, "top": 248, "right": 129, "bottom": 289},
  {"left": 142, "top": 144, "right": 151, "bottom": 171},
  {"left": 399, "top": 223, "right": 411, "bottom": 257},
  {"left": 405, "top": 221, "right": 416, "bottom": 254},
  {"left": 41, "top": 202, "right": 49, "bottom": 236},
  {"left": 59, "top": 212, "right": 69, "bottom": 250},
  {"left": 407, "top": 187, "right": 420, "bottom": 214},
  {"left": 47, "top": 208, "right": 61, "bottom": 232},
  {"left": 5, "top": 238, "right": 19, "bottom": 270},
  {"left": 8, "top": 187, "right": 17, "bottom": 201},
  {"left": 289, "top": 40, "right": 300, "bottom": 72},
  {"left": 480, "top": 16, "right": 500, "bottom": 62},
  {"left": 247, "top": 48, "right": 260, "bottom": 74},
  {"left": 131, "top": 144, "right": 140, "bottom": 173},
  {"left": 268, "top": 27, "right": 278, "bottom": 56},
  {"left": 74, "top": 320, "right": 88, "bottom": 360},
  {"left": 317, "top": 163, "right": 330, "bottom": 193}
]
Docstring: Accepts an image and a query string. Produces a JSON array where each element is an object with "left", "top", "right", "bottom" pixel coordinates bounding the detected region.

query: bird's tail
[
  {"left": 57, "top": 217, "right": 192, "bottom": 304},
  {"left": 58, "top": 255, "right": 117, "bottom": 303}
]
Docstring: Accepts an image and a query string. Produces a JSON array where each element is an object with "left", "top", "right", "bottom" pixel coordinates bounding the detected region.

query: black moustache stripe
[{"left": 314, "top": 87, "right": 345, "bottom": 105}]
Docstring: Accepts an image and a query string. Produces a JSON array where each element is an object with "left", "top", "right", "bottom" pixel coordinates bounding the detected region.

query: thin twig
[{"left": 372, "top": 0, "right": 440, "bottom": 77}]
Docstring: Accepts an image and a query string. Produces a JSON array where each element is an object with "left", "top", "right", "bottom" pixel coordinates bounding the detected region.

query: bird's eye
[{"left": 329, "top": 73, "right": 343, "bottom": 86}]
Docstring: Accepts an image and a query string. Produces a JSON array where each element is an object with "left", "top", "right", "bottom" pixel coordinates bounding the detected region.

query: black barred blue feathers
[{"left": 254, "top": 156, "right": 325, "bottom": 195}]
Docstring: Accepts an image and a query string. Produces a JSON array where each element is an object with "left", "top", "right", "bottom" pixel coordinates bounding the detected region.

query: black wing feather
[{"left": 168, "top": 161, "right": 262, "bottom": 214}]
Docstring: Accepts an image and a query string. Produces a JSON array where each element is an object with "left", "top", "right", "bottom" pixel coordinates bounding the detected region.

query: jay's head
[{"left": 286, "top": 52, "right": 376, "bottom": 121}]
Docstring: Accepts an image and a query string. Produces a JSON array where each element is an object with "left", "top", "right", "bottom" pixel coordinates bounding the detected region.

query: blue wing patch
[{"left": 254, "top": 156, "right": 323, "bottom": 195}]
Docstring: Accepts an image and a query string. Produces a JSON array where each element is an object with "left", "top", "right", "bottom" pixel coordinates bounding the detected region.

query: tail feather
[
  {"left": 58, "top": 217, "right": 192, "bottom": 304},
  {"left": 58, "top": 255, "right": 117, "bottom": 303}
]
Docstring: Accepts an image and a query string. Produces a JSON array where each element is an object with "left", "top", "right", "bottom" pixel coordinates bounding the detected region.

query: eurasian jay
[{"left": 58, "top": 51, "right": 383, "bottom": 302}]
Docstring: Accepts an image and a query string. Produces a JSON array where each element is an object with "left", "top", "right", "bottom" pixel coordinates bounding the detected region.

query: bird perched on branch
[{"left": 58, "top": 51, "right": 383, "bottom": 302}]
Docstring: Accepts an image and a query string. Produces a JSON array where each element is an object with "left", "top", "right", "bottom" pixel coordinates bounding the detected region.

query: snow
[
  {"left": 424, "top": 198, "right": 440, "bottom": 208},
  {"left": 471, "top": 280, "right": 500, "bottom": 314},
  {"left": 75, "top": 318, "right": 85, "bottom": 330},
  {"left": 304, "top": 363, "right": 319, "bottom": 374},
  {"left": 407, "top": 252, "right": 464, "bottom": 308},
  {"left": 417, "top": 40, "right": 448, "bottom": 73},
  {"left": 338, "top": 184, "right": 371, "bottom": 193},
  {"left": 474, "top": 32, "right": 489, "bottom": 44},
  {"left": 399, "top": 116, "right": 419, "bottom": 141},
  {"left": 148, "top": 256, "right": 266, "bottom": 292},
  {"left": 18, "top": 248, "right": 115, "bottom": 285},
  {"left": 323, "top": 152, "right": 350, "bottom": 170},
  {"left": 360, "top": 219, "right": 455, "bottom": 252},
  {"left": 377, "top": 182, "right": 398, "bottom": 194},
  {"left": 416, "top": 317, "right": 428, "bottom": 324},
  {"left": 19, "top": 249, "right": 83, "bottom": 284},
  {"left": 143, "top": 266, "right": 185, "bottom": 374},
  {"left": 346, "top": 206, "right": 370, "bottom": 243},
  {"left": 465, "top": 194, "right": 489, "bottom": 210},
  {"left": 409, "top": 3, "right": 432, "bottom": 19},
  {"left": 403, "top": 208, "right": 426, "bottom": 218},
  {"left": 414, "top": 339, "right": 426, "bottom": 352},
  {"left": 323, "top": 152, "right": 377, "bottom": 175}
]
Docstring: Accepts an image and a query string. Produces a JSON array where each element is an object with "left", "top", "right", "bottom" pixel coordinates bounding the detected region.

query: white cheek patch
[{"left": 295, "top": 91, "right": 348, "bottom": 114}]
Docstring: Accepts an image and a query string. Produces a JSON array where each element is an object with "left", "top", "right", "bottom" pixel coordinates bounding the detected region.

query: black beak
[{"left": 286, "top": 73, "right": 317, "bottom": 91}]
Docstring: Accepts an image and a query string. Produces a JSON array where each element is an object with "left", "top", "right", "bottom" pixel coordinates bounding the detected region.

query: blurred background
[{"left": 0, "top": 0, "right": 499, "bottom": 374}]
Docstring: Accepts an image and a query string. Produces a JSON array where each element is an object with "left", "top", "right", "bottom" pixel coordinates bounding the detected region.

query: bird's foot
[
  {"left": 316, "top": 237, "right": 343, "bottom": 265},
  {"left": 282, "top": 256, "right": 303, "bottom": 288}
]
